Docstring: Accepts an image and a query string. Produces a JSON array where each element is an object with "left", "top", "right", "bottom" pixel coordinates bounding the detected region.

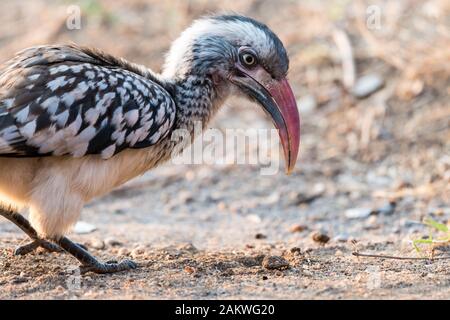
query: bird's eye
[{"left": 240, "top": 52, "right": 257, "bottom": 68}]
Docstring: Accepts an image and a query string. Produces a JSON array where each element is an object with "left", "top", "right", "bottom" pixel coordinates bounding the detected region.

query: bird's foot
[
  {"left": 14, "top": 239, "right": 62, "bottom": 255},
  {"left": 0, "top": 208, "right": 88, "bottom": 256},
  {"left": 80, "top": 259, "right": 137, "bottom": 274},
  {"left": 14, "top": 239, "right": 88, "bottom": 256},
  {"left": 55, "top": 236, "right": 137, "bottom": 274}
]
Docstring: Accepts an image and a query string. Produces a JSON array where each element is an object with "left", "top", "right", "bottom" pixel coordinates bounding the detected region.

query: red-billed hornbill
[{"left": 0, "top": 15, "right": 300, "bottom": 273}]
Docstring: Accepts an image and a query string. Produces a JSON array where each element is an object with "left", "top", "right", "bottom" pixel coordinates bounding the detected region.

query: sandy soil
[{"left": 0, "top": 0, "right": 449, "bottom": 299}]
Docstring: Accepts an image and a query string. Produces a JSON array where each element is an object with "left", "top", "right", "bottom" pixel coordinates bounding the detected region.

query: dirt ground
[{"left": 0, "top": 0, "right": 449, "bottom": 299}]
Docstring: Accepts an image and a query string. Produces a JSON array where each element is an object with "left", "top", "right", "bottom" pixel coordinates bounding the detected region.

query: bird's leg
[
  {"left": 54, "top": 236, "right": 137, "bottom": 274},
  {"left": 0, "top": 207, "right": 62, "bottom": 255}
]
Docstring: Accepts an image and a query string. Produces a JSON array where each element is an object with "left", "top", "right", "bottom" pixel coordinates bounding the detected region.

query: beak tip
[{"left": 284, "top": 160, "right": 296, "bottom": 175}]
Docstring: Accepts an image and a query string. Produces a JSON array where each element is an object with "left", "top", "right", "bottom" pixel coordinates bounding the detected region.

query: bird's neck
[{"left": 171, "top": 74, "right": 229, "bottom": 135}]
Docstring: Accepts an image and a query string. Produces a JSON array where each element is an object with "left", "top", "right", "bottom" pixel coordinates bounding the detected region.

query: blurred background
[{"left": 0, "top": 0, "right": 449, "bottom": 299}]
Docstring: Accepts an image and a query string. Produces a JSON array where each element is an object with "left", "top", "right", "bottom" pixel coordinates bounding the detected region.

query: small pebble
[
  {"left": 113, "top": 209, "right": 126, "bottom": 215},
  {"left": 177, "top": 243, "right": 198, "bottom": 253},
  {"left": 255, "top": 233, "right": 267, "bottom": 240},
  {"left": 289, "top": 224, "right": 308, "bottom": 233},
  {"left": 246, "top": 214, "right": 262, "bottom": 224},
  {"left": 352, "top": 74, "right": 385, "bottom": 98},
  {"left": 312, "top": 232, "right": 330, "bottom": 244},
  {"left": 117, "top": 248, "right": 129, "bottom": 256},
  {"left": 345, "top": 208, "right": 372, "bottom": 219},
  {"left": 73, "top": 221, "right": 97, "bottom": 234},
  {"left": 374, "top": 201, "right": 396, "bottom": 215},
  {"left": 11, "top": 276, "right": 28, "bottom": 284},
  {"left": 290, "top": 247, "right": 302, "bottom": 255},
  {"left": 184, "top": 266, "right": 195, "bottom": 274},
  {"left": 131, "top": 246, "right": 146, "bottom": 258},
  {"left": 89, "top": 239, "right": 105, "bottom": 250},
  {"left": 365, "top": 215, "right": 379, "bottom": 227},
  {"left": 262, "top": 256, "right": 290, "bottom": 270},
  {"left": 105, "top": 238, "right": 122, "bottom": 247},
  {"left": 177, "top": 191, "right": 194, "bottom": 204},
  {"left": 217, "top": 202, "right": 227, "bottom": 211}
]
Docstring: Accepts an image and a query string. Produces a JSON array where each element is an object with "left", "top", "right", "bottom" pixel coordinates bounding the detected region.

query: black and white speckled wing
[{"left": 0, "top": 45, "right": 176, "bottom": 158}]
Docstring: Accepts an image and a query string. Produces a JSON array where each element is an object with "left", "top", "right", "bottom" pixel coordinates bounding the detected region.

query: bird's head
[{"left": 163, "top": 14, "right": 300, "bottom": 174}]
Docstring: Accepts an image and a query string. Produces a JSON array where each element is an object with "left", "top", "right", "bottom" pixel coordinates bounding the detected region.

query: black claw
[
  {"left": 14, "top": 239, "right": 62, "bottom": 256},
  {"left": 125, "top": 259, "right": 138, "bottom": 269},
  {"left": 14, "top": 241, "right": 40, "bottom": 255}
]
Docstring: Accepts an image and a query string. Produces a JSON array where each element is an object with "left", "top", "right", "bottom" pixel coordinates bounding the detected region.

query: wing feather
[{"left": 0, "top": 45, "right": 176, "bottom": 158}]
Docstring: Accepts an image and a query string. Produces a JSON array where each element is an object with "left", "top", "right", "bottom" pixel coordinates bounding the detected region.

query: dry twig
[{"left": 332, "top": 28, "right": 356, "bottom": 90}]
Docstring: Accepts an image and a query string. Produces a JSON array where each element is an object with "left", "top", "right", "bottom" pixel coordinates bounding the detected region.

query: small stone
[
  {"left": 113, "top": 209, "right": 126, "bottom": 215},
  {"left": 289, "top": 224, "right": 308, "bottom": 233},
  {"left": 105, "top": 238, "right": 122, "bottom": 247},
  {"left": 217, "top": 202, "right": 227, "bottom": 211},
  {"left": 262, "top": 275, "right": 269, "bottom": 280},
  {"left": 177, "top": 243, "right": 198, "bottom": 253},
  {"left": 177, "top": 191, "right": 194, "bottom": 204},
  {"left": 184, "top": 266, "right": 195, "bottom": 274},
  {"left": 345, "top": 208, "right": 372, "bottom": 219},
  {"left": 289, "top": 186, "right": 324, "bottom": 206},
  {"left": 289, "top": 247, "right": 302, "bottom": 255},
  {"left": 374, "top": 201, "right": 396, "bottom": 215},
  {"left": 220, "top": 268, "right": 234, "bottom": 277},
  {"left": 394, "top": 180, "right": 414, "bottom": 190},
  {"left": 117, "top": 248, "right": 129, "bottom": 256},
  {"left": 11, "top": 276, "right": 28, "bottom": 284},
  {"left": 89, "top": 239, "right": 105, "bottom": 250},
  {"left": 352, "top": 74, "right": 385, "bottom": 98},
  {"left": 255, "top": 233, "right": 267, "bottom": 240},
  {"left": 246, "top": 214, "right": 262, "bottom": 224},
  {"left": 312, "top": 231, "right": 330, "bottom": 244},
  {"left": 262, "top": 255, "right": 290, "bottom": 270},
  {"left": 131, "top": 246, "right": 146, "bottom": 258},
  {"left": 262, "top": 192, "right": 281, "bottom": 206},
  {"left": 73, "top": 221, "right": 97, "bottom": 234},
  {"left": 366, "top": 215, "right": 379, "bottom": 226},
  {"left": 237, "top": 255, "right": 265, "bottom": 267}
]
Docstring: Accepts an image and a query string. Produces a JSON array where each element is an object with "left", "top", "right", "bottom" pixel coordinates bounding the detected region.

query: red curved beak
[
  {"left": 265, "top": 78, "right": 300, "bottom": 174},
  {"left": 230, "top": 69, "right": 300, "bottom": 174}
]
